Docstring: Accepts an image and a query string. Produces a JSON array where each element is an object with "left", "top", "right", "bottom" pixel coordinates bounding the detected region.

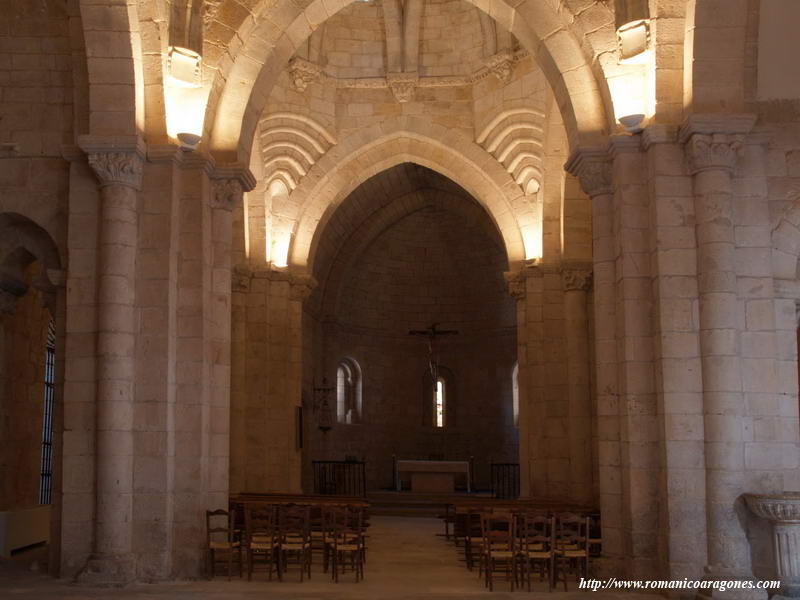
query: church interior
[{"left": 1, "top": 0, "right": 800, "bottom": 596}]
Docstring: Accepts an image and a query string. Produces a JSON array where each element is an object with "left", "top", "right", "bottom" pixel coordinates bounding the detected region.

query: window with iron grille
[{"left": 39, "top": 319, "right": 55, "bottom": 505}]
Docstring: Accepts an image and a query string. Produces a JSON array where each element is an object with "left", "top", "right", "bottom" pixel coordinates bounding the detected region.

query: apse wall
[{"left": 305, "top": 199, "right": 518, "bottom": 491}]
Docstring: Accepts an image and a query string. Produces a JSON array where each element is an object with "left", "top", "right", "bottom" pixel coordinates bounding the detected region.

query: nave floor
[{"left": 0, "top": 517, "right": 649, "bottom": 599}]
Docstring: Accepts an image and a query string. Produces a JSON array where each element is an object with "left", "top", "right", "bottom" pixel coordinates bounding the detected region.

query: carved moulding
[
  {"left": 289, "top": 57, "right": 322, "bottom": 92},
  {"left": 484, "top": 49, "right": 515, "bottom": 84},
  {"left": 387, "top": 72, "right": 419, "bottom": 103}
]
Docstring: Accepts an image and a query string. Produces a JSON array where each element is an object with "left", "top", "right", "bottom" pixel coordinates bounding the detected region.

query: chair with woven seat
[
  {"left": 480, "top": 511, "right": 517, "bottom": 591},
  {"left": 461, "top": 506, "right": 486, "bottom": 571},
  {"left": 244, "top": 504, "right": 279, "bottom": 581},
  {"left": 206, "top": 508, "right": 242, "bottom": 580},
  {"left": 323, "top": 505, "right": 365, "bottom": 583},
  {"left": 517, "top": 512, "right": 555, "bottom": 591},
  {"left": 553, "top": 512, "right": 590, "bottom": 590},
  {"left": 277, "top": 504, "right": 312, "bottom": 581},
  {"left": 588, "top": 512, "right": 602, "bottom": 557}
]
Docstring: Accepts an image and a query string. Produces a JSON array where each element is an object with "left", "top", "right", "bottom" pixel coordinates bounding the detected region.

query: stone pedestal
[{"left": 746, "top": 493, "right": 800, "bottom": 599}]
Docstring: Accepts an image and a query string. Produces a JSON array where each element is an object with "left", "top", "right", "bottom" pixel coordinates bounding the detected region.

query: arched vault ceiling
[
  {"left": 307, "top": 163, "right": 505, "bottom": 316},
  {"left": 202, "top": 0, "right": 618, "bottom": 162}
]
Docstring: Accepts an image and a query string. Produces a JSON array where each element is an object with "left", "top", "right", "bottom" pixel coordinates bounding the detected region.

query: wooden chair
[
  {"left": 553, "top": 512, "right": 590, "bottom": 590},
  {"left": 480, "top": 511, "right": 516, "bottom": 591},
  {"left": 277, "top": 505, "right": 312, "bottom": 581},
  {"left": 244, "top": 504, "right": 279, "bottom": 581},
  {"left": 205, "top": 509, "right": 242, "bottom": 580},
  {"left": 588, "top": 512, "right": 602, "bottom": 557},
  {"left": 324, "top": 506, "right": 365, "bottom": 583},
  {"left": 461, "top": 507, "right": 485, "bottom": 571},
  {"left": 517, "top": 512, "right": 555, "bottom": 591}
]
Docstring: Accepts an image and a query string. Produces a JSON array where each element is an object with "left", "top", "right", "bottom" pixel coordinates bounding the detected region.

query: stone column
[
  {"left": 566, "top": 149, "right": 621, "bottom": 572},
  {"left": 562, "top": 266, "right": 593, "bottom": 506},
  {"left": 77, "top": 137, "right": 144, "bottom": 584},
  {"left": 229, "top": 265, "right": 251, "bottom": 494},
  {"left": 505, "top": 265, "right": 544, "bottom": 497},
  {"left": 504, "top": 269, "right": 528, "bottom": 494},
  {"left": 207, "top": 174, "right": 251, "bottom": 511},
  {"left": 681, "top": 114, "right": 762, "bottom": 594}
]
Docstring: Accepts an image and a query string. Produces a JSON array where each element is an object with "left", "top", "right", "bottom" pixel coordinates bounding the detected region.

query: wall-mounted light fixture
[
  {"left": 618, "top": 113, "right": 645, "bottom": 134},
  {"left": 177, "top": 132, "right": 201, "bottom": 151}
]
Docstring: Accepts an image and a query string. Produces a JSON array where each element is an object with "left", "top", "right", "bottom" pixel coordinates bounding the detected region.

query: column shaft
[
  {"left": 78, "top": 147, "right": 143, "bottom": 584},
  {"left": 563, "top": 270, "right": 593, "bottom": 506},
  {"left": 682, "top": 119, "right": 760, "bottom": 590}
]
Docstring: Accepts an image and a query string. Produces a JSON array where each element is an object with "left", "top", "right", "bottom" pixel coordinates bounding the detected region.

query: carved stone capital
[
  {"left": 289, "top": 274, "right": 317, "bottom": 301},
  {"left": 562, "top": 268, "right": 593, "bottom": 292},
  {"left": 387, "top": 72, "right": 418, "bottom": 103},
  {"left": 86, "top": 151, "right": 144, "bottom": 190},
  {"left": 232, "top": 265, "right": 252, "bottom": 292},
  {"left": 78, "top": 135, "right": 146, "bottom": 190},
  {"left": 484, "top": 50, "right": 515, "bottom": 84},
  {"left": 209, "top": 164, "right": 255, "bottom": 211},
  {"left": 503, "top": 265, "right": 543, "bottom": 300},
  {"left": 210, "top": 178, "right": 243, "bottom": 211},
  {"left": 504, "top": 270, "right": 526, "bottom": 300},
  {"left": 289, "top": 57, "right": 322, "bottom": 92},
  {"left": 565, "top": 148, "right": 612, "bottom": 197},
  {"left": 679, "top": 113, "right": 756, "bottom": 175},
  {"left": 683, "top": 133, "right": 746, "bottom": 175}
]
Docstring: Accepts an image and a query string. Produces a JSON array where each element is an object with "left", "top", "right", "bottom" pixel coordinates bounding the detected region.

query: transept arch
[{"left": 283, "top": 118, "right": 530, "bottom": 274}]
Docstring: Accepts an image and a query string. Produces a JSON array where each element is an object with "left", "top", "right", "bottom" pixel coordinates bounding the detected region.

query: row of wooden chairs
[
  {"left": 206, "top": 503, "right": 367, "bottom": 583},
  {"left": 454, "top": 510, "right": 593, "bottom": 592}
]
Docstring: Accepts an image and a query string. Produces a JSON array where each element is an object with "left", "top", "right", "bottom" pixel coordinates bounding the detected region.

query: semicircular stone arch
[
  {"left": 286, "top": 118, "right": 529, "bottom": 274},
  {"left": 203, "top": 0, "right": 614, "bottom": 164}
]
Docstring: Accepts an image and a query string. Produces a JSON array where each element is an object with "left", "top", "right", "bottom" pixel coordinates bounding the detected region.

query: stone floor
[{"left": 0, "top": 517, "right": 650, "bottom": 599}]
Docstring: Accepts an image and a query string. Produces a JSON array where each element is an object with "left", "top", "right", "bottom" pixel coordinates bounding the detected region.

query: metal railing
[
  {"left": 312, "top": 460, "right": 367, "bottom": 497},
  {"left": 39, "top": 319, "right": 55, "bottom": 505},
  {"left": 490, "top": 463, "right": 520, "bottom": 499}
]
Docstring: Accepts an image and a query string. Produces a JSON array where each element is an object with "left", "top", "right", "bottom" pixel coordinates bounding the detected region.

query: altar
[{"left": 395, "top": 459, "right": 471, "bottom": 493}]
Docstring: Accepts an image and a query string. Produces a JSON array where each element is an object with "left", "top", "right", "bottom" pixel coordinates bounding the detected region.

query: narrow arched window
[
  {"left": 512, "top": 362, "right": 519, "bottom": 428},
  {"left": 434, "top": 376, "right": 446, "bottom": 428},
  {"left": 336, "top": 358, "right": 361, "bottom": 424}
]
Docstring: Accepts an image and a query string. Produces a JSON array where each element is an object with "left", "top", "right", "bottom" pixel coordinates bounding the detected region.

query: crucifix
[{"left": 408, "top": 323, "right": 459, "bottom": 381}]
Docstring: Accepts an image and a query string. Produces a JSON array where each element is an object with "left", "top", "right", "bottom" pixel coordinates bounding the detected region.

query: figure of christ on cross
[{"left": 408, "top": 323, "right": 459, "bottom": 382}]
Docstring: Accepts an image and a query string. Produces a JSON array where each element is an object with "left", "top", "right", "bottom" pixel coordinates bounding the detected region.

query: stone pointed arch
[
  {"left": 203, "top": 0, "right": 614, "bottom": 164},
  {"left": 314, "top": 187, "right": 507, "bottom": 318},
  {"left": 286, "top": 118, "right": 530, "bottom": 274}
]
